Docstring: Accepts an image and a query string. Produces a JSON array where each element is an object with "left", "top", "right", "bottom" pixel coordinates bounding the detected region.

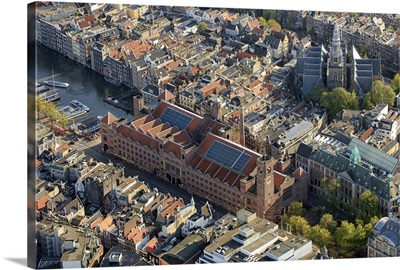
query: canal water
[{"left": 36, "top": 44, "right": 135, "bottom": 124}]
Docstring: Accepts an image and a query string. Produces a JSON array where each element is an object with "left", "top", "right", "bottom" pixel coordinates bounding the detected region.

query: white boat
[
  {"left": 39, "top": 90, "right": 60, "bottom": 102},
  {"left": 71, "top": 100, "right": 90, "bottom": 112},
  {"left": 43, "top": 80, "right": 70, "bottom": 88},
  {"left": 58, "top": 105, "right": 87, "bottom": 119}
]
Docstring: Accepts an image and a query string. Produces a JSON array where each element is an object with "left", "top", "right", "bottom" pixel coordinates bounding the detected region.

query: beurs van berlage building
[{"left": 100, "top": 101, "right": 307, "bottom": 219}]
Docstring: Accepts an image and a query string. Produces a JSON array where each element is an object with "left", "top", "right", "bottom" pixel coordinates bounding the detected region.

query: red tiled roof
[
  {"left": 248, "top": 79, "right": 261, "bottom": 89},
  {"left": 189, "top": 66, "right": 200, "bottom": 76},
  {"left": 204, "top": 162, "right": 221, "bottom": 177},
  {"left": 172, "top": 130, "right": 191, "bottom": 144},
  {"left": 214, "top": 166, "right": 230, "bottom": 181},
  {"left": 147, "top": 123, "right": 171, "bottom": 138},
  {"left": 101, "top": 112, "right": 118, "bottom": 125},
  {"left": 224, "top": 170, "right": 241, "bottom": 187},
  {"left": 200, "top": 119, "right": 226, "bottom": 137},
  {"left": 146, "top": 237, "right": 159, "bottom": 253},
  {"left": 127, "top": 226, "right": 148, "bottom": 244},
  {"left": 188, "top": 153, "right": 203, "bottom": 168},
  {"left": 360, "top": 127, "right": 374, "bottom": 142},
  {"left": 236, "top": 51, "right": 257, "bottom": 60},
  {"left": 118, "top": 124, "right": 160, "bottom": 150},
  {"left": 201, "top": 79, "right": 224, "bottom": 98},
  {"left": 160, "top": 199, "right": 185, "bottom": 219},
  {"left": 195, "top": 158, "right": 212, "bottom": 173},
  {"left": 294, "top": 167, "right": 306, "bottom": 179},
  {"left": 98, "top": 215, "right": 115, "bottom": 232},
  {"left": 158, "top": 90, "right": 175, "bottom": 101},
  {"left": 165, "top": 141, "right": 182, "bottom": 157},
  {"left": 36, "top": 193, "right": 51, "bottom": 211},
  {"left": 274, "top": 171, "right": 286, "bottom": 187},
  {"left": 139, "top": 119, "right": 163, "bottom": 134},
  {"left": 165, "top": 60, "right": 181, "bottom": 73},
  {"left": 156, "top": 126, "right": 180, "bottom": 140},
  {"left": 161, "top": 77, "right": 174, "bottom": 87},
  {"left": 131, "top": 115, "right": 155, "bottom": 130},
  {"left": 161, "top": 196, "right": 174, "bottom": 208},
  {"left": 253, "top": 27, "right": 265, "bottom": 35}
]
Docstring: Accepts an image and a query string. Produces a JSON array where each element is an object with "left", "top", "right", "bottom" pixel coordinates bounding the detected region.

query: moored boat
[
  {"left": 43, "top": 80, "right": 70, "bottom": 88},
  {"left": 71, "top": 100, "right": 90, "bottom": 112},
  {"left": 58, "top": 105, "right": 87, "bottom": 119},
  {"left": 39, "top": 90, "right": 60, "bottom": 102}
]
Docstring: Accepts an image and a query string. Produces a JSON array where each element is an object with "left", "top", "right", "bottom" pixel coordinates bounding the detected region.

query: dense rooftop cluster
[{"left": 35, "top": 2, "right": 400, "bottom": 266}]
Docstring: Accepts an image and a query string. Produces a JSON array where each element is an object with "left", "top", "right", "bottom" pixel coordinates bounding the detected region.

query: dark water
[{"left": 35, "top": 44, "right": 134, "bottom": 123}]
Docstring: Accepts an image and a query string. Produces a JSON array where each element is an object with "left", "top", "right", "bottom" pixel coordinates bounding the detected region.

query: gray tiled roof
[{"left": 347, "top": 138, "right": 399, "bottom": 174}]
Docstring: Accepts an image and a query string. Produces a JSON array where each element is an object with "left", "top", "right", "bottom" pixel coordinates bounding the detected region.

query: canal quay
[{"left": 36, "top": 44, "right": 136, "bottom": 124}]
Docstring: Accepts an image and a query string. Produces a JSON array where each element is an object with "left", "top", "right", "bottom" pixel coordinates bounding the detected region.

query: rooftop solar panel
[
  {"left": 204, "top": 140, "right": 251, "bottom": 172},
  {"left": 160, "top": 107, "right": 192, "bottom": 130}
]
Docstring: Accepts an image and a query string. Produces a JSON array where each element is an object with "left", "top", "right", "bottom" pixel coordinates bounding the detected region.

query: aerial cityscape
[{"left": 33, "top": 2, "right": 400, "bottom": 268}]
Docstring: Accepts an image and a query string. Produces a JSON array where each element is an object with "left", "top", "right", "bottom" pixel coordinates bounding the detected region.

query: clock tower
[
  {"left": 256, "top": 155, "right": 275, "bottom": 218},
  {"left": 327, "top": 22, "right": 346, "bottom": 91}
]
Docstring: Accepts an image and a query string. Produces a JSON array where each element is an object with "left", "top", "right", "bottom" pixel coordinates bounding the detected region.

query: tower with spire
[{"left": 327, "top": 22, "right": 347, "bottom": 91}]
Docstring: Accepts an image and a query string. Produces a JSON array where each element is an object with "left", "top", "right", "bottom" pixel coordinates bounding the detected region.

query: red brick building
[{"left": 100, "top": 101, "right": 307, "bottom": 219}]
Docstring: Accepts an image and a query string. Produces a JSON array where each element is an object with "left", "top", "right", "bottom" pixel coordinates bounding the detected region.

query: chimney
[{"left": 239, "top": 106, "right": 246, "bottom": 147}]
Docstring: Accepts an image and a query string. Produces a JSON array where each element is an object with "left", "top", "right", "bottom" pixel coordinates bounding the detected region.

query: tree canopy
[
  {"left": 362, "top": 92, "right": 374, "bottom": 110},
  {"left": 197, "top": 22, "right": 207, "bottom": 33},
  {"left": 304, "top": 87, "right": 325, "bottom": 104},
  {"left": 320, "top": 178, "right": 342, "bottom": 214},
  {"left": 319, "top": 213, "right": 337, "bottom": 234},
  {"left": 287, "top": 201, "right": 305, "bottom": 217},
  {"left": 369, "top": 80, "right": 396, "bottom": 106},
  {"left": 264, "top": 19, "right": 281, "bottom": 31},
  {"left": 335, "top": 221, "right": 366, "bottom": 257},
  {"left": 320, "top": 87, "right": 359, "bottom": 119},
  {"left": 286, "top": 215, "right": 310, "bottom": 236},
  {"left": 358, "top": 190, "right": 380, "bottom": 224},
  {"left": 306, "top": 225, "right": 334, "bottom": 249},
  {"left": 37, "top": 96, "right": 69, "bottom": 128},
  {"left": 391, "top": 73, "right": 400, "bottom": 94}
]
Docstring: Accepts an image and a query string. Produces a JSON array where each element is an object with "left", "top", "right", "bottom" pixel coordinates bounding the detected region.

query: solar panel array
[
  {"left": 204, "top": 140, "right": 251, "bottom": 172},
  {"left": 160, "top": 107, "right": 193, "bottom": 130}
]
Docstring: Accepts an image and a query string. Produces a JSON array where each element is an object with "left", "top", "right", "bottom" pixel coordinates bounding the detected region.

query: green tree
[
  {"left": 42, "top": 101, "right": 59, "bottom": 127},
  {"left": 319, "top": 213, "right": 337, "bottom": 234},
  {"left": 263, "top": 10, "right": 280, "bottom": 21},
  {"left": 320, "top": 87, "right": 359, "bottom": 119},
  {"left": 362, "top": 92, "right": 374, "bottom": 110},
  {"left": 369, "top": 80, "right": 396, "bottom": 106},
  {"left": 265, "top": 19, "right": 281, "bottom": 31},
  {"left": 358, "top": 190, "right": 380, "bottom": 224},
  {"left": 335, "top": 221, "right": 367, "bottom": 257},
  {"left": 391, "top": 73, "right": 400, "bottom": 94},
  {"left": 306, "top": 225, "right": 334, "bottom": 249},
  {"left": 197, "top": 22, "right": 207, "bottom": 33},
  {"left": 287, "top": 201, "right": 305, "bottom": 217},
  {"left": 320, "top": 178, "right": 342, "bottom": 215},
  {"left": 286, "top": 215, "right": 311, "bottom": 236},
  {"left": 57, "top": 112, "right": 70, "bottom": 129},
  {"left": 37, "top": 96, "right": 47, "bottom": 120},
  {"left": 363, "top": 216, "right": 379, "bottom": 236},
  {"left": 259, "top": 17, "right": 267, "bottom": 27},
  {"left": 304, "top": 87, "right": 325, "bottom": 104}
]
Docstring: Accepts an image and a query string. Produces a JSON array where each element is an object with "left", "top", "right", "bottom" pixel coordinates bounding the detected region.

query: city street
[{"left": 67, "top": 135, "right": 228, "bottom": 219}]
